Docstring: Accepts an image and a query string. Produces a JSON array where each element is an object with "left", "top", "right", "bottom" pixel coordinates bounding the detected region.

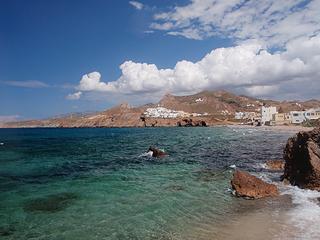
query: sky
[{"left": 0, "top": 0, "right": 320, "bottom": 120}]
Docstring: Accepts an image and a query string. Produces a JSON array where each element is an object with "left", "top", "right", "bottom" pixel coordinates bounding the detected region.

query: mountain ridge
[{"left": 1, "top": 90, "right": 320, "bottom": 128}]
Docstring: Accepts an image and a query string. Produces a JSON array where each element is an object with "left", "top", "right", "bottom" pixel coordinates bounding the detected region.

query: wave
[{"left": 281, "top": 186, "right": 320, "bottom": 239}]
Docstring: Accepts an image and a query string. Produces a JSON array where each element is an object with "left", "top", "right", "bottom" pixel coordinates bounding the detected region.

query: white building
[
  {"left": 304, "top": 108, "right": 320, "bottom": 120},
  {"left": 144, "top": 107, "right": 191, "bottom": 118},
  {"left": 261, "top": 106, "right": 277, "bottom": 125},
  {"left": 235, "top": 112, "right": 257, "bottom": 120},
  {"left": 290, "top": 111, "right": 306, "bottom": 124}
]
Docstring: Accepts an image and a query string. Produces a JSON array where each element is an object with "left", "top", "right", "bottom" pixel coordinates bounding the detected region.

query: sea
[{"left": 1, "top": 126, "right": 320, "bottom": 240}]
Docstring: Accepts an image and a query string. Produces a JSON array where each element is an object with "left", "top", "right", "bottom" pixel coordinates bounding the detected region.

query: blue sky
[{"left": 1, "top": 0, "right": 319, "bottom": 120}]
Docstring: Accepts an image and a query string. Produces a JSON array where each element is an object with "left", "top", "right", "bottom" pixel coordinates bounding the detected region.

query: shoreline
[
  {"left": 0, "top": 123, "right": 315, "bottom": 131},
  {"left": 227, "top": 124, "right": 314, "bottom": 132}
]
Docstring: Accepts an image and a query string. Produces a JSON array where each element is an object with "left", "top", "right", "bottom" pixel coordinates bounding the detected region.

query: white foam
[
  {"left": 139, "top": 151, "right": 153, "bottom": 157},
  {"left": 229, "top": 164, "right": 236, "bottom": 169},
  {"left": 282, "top": 186, "right": 320, "bottom": 239},
  {"left": 0, "top": 142, "right": 4, "bottom": 146}
]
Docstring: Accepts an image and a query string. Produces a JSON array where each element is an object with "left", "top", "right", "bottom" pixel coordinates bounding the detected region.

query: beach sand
[{"left": 228, "top": 124, "right": 314, "bottom": 132}]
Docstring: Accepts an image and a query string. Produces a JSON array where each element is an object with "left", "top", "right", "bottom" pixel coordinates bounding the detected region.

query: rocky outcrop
[
  {"left": 231, "top": 170, "right": 279, "bottom": 199},
  {"left": 177, "top": 118, "right": 207, "bottom": 127},
  {"left": 265, "top": 160, "right": 285, "bottom": 171},
  {"left": 282, "top": 128, "right": 320, "bottom": 190},
  {"left": 148, "top": 146, "right": 167, "bottom": 158}
]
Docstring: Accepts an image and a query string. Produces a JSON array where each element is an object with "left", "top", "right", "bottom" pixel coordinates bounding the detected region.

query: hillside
[{"left": 1, "top": 90, "right": 320, "bottom": 128}]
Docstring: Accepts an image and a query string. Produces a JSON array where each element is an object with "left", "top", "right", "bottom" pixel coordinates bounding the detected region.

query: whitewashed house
[
  {"left": 304, "top": 108, "right": 320, "bottom": 120},
  {"left": 261, "top": 106, "right": 277, "bottom": 125},
  {"left": 290, "top": 111, "right": 306, "bottom": 124},
  {"left": 144, "top": 107, "right": 190, "bottom": 118}
]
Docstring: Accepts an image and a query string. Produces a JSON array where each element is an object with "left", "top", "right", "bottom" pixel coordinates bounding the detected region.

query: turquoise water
[{"left": 0, "top": 127, "right": 292, "bottom": 239}]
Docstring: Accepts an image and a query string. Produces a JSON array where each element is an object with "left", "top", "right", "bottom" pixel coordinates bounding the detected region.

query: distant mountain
[{"left": 2, "top": 90, "right": 320, "bottom": 128}]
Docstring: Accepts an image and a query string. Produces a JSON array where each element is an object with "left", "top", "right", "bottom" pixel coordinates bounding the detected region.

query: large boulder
[
  {"left": 231, "top": 170, "right": 279, "bottom": 199},
  {"left": 282, "top": 127, "right": 320, "bottom": 190}
]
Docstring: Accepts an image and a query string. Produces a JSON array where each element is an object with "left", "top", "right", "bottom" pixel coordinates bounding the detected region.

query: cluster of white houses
[
  {"left": 236, "top": 106, "right": 320, "bottom": 125},
  {"left": 144, "top": 107, "right": 208, "bottom": 119}
]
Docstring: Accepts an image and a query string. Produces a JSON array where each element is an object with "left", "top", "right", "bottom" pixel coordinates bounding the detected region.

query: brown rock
[
  {"left": 231, "top": 170, "right": 279, "bottom": 199},
  {"left": 148, "top": 146, "right": 167, "bottom": 158},
  {"left": 282, "top": 127, "right": 320, "bottom": 190},
  {"left": 265, "top": 159, "right": 285, "bottom": 171}
]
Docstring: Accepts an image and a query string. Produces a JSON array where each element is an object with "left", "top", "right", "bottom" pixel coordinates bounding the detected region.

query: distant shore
[{"left": 228, "top": 124, "right": 314, "bottom": 132}]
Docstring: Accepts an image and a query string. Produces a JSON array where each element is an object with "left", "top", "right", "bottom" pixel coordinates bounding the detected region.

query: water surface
[{"left": 0, "top": 127, "right": 306, "bottom": 239}]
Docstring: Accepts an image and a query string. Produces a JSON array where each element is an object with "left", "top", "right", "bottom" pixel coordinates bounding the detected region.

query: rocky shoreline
[{"left": 231, "top": 127, "right": 320, "bottom": 199}]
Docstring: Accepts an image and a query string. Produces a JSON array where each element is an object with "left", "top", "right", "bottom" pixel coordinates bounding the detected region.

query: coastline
[{"left": 228, "top": 124, "right": 314, "bottom": 132}]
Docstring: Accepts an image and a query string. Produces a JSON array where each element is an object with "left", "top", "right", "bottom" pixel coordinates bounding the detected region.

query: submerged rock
[
  {"left": 0, "top": 226, "right": 15, "bottom": 236},
  {"left": 282, "top": 127, "right": 320, "bottom": 190},
  {"left": 148, "top": 146, "right": 166, "bottom": 158},
  {"left": 23, "top": 192, "right": 78, "bottom": 213},
  {"left": 265, "top": 159, "right": 285, "bottom": 171},
  {"left": 231, "top": 170, "right": 279, "bottom": 199}
]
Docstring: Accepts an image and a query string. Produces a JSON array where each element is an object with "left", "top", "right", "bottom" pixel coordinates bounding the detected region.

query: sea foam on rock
[
  {"left": 231, "top": 170, "right": 279, "bottom": 199},
  {"left": 282, "top": 127, "right": 320, "bottom": 190}
]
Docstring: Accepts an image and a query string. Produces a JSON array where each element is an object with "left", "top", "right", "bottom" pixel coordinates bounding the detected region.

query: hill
[{"left": 1, "top": 90, "right": 320, "bottom": 128}]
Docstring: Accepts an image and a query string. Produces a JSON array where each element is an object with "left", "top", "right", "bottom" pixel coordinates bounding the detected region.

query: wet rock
[
  {"left": 231, "top": 170, "right": 279, "bottom": 199},
  {"left": 23, "top": 192, "right": 78, "bottom": 213},
  {"left": 265, "top": 159, "right": 285, "bottom": 171},
  {"left": 282, "top": 127, "right": 320, "bottom": 190},
  {"left": 148, "top": 146, "right": 166, "bottom": 158}
]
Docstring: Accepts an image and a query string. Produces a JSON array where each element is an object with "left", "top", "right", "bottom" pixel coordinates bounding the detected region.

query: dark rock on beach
[
  {"left": 265, "top": 159, "right": 285, "bottom": 171},
  {"left": 231, "top": 170, "right": 279, "bottom": 199},
  {"left": 282, "top": 127, "right": 320, "bottom": 190},
  {"left": 148, "top": 146, "right": 167, "bottom": 158},
  {"left": 23, "top": 192, "right": 78, "bottom": 213}
]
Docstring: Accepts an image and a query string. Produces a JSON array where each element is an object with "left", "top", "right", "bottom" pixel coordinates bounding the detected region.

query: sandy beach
[{"left": 228, "top": 124, "right": 314, "bottom": 132}]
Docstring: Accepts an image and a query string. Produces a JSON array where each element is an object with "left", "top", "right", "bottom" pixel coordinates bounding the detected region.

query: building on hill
[
  {"left": 290, "top": 111, "right": 306, "bottom": 124},
  {"left": 144, "top": 107, "right": 191, "bottom": 118},
  {"left": 304, "top": 108, "right": 320, "bottom": 120},
  {"left": 261, "top": 106, "right": 277, "bottom": 125}
]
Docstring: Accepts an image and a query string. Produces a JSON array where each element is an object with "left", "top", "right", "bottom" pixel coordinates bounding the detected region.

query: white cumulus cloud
[
  {"left": 66, "top": 91, "right": 82, "bottom": 100},
  {"left": 69, "top": 35, "right": 320, "bottom": 100},
  {"left": 129, "top": 1, "right": 144, "bottom": 10}
]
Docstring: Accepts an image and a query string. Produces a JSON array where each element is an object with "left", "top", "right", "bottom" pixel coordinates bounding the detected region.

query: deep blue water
[{"left": 0, "top": 127, "right": 293, "bottom": 239}]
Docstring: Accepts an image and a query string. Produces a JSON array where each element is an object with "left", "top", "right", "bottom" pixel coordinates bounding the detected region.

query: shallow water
[{"left": 0, "top": 127, "right": 316, "bottom": 239}]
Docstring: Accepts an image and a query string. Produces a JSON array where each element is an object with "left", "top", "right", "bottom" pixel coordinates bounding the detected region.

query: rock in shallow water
[
  {"left": 282, "top": 127, "right": 320, "bottom": 190},
  {"left": 231, "top": 170, "right": 279, "bottom": 199},
  {"left": 148, "top": 146, "right": 167, "bottom": 158},
  {"left": 265, "top": 159, "right": 285, "bottom": 171},
  {"left": 23, "top": 192, "right": 78, "bottom": 213}
]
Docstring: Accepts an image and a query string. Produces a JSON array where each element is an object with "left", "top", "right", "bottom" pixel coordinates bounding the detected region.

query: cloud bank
[
  {"left": 150, "top": 0, "right": 320, "bottom": 46},
  {"left": 67, "top": 0, "right": 320, "bottom": 101},
  {"left": 69, "top": 35, "right": 320, "bottom": 100}
]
